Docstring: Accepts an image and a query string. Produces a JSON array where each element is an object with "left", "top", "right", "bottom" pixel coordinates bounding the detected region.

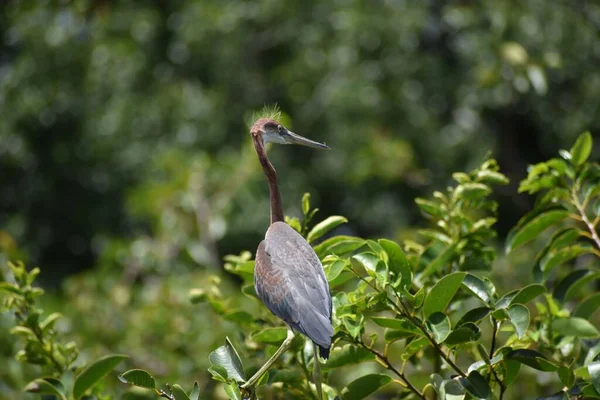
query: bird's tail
[
  {"left": 318, "top": 344, "right": 330, "bottom": 360},
  {"left": 313, "top": 343, "right": 323, "bottom": 400}
]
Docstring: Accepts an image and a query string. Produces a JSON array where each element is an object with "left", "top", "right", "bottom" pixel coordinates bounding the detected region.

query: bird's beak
[{"left": 285, "top": 131, "right": 330, "bottom": 150}]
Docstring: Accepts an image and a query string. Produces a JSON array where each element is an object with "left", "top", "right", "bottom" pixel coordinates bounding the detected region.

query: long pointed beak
[{"left": 285, "top": 131, "right": 330, "bottom": 150}]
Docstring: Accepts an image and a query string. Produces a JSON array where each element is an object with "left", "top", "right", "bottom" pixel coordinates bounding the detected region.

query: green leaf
[
  {"left": 574, "top": 293, "right": 600, "bottom": 319},
  {"left": 496, "top": 284, "right": 546, "bottom": 308},
  {"left": 506, "top": 210, "right": 570, "bottom": 253},
  {"left": 224, "top": 383, "right": 243, "bottom": 400},
  {"left": 558, "top": 365, "right": 575, "bottom": 388},
  {"left": 444, "top": 323, "right": 480, "bottom": 347},
  {"left": 189, "top": 382, "right": 200, "bottom": 400},
  {"left": 420, "top": 243, "right": 457, "bottom": 277},
  {"left": 352, "top": 252, "right": 379, "bottom": 274},
  {"left": 462, "top": 273, "right": 492, "bottom": 305},
  {"left": 423, "top": 272, "right": 466, "bottom": 317},
  {"left": 565, "top": 271, "right": 600, "bottom": 302},
  {"left": 322, "top": 345, "right": 375, "bottom": 371},
  {"left": 302, "top": 193, "right": 311, "bottom": 215},
  {"left": 73, "top": 354, "right": 128, "bottom": 399},
  {"left": 541, "top": 244, "right": 595, "bottom": 274},
  {"left": 172, "top": 384, "right": 191, "bottom": 400},
  {"left": 458, "top": 371, "right": 490, "bottom": 398},
  {"left": 208, "top": 337, "right": 246, "bottom": 383},
  {"left": 501, "top": 360, "right": 521, "bottom": 386},
  {"left": 570, "top": 131, "right": 593, "bottom": 166},
  {"left": 401, "top": 336, "right": 430, "bottom": 360},
  {"left": 378, "top": 239, "right": 411, "bottom": 289},
  {"left": 24, "top": 378, "right": 67, "bottom": 400},
  {"left": 589, "top": 362, "right": 600, "bottom": 393},
  {"left": 118, "top": 369, "right": 156, "bottom": 389},
  {"left": 457, "top": 307, "right": 491, "bottom": 327},
  {"left": 476, "top": 170, "right": 510, "bottom": 185},
  {"left": 507, "top": 304, "right": 530, "bottom": 339},
  {"left": 455, "top": 183, "right": 491, "bottom": 201},
  {"left": 506, "top": 349, "right": 558, "bottom": 372},
  {"left": 324, "top": 259, "right": 347, "bottom": 282},
  {"left": 415, "top": 198, "right": 444, "bottom": 218},
  {"left": 552, "top": 317, "right": 600, "bottom": 338},
  {"left": 208, "top": 365, "right": 228, "bottom": 382},
  {"left": 0, "top": 282, "right": 22, "bottom": 295},
  {"left": 553, "top": 269, "right": 595, "bottom": 302},
  {"left": 586, "top": 342, "right": 600, "bottom": 366},
  {"left": 427, "top": 312, "right": 451, "bottom": 343},
  {"left": 340, "top": 374, "right": 392, "bottom": 400},
  {"left": 307, "top": 216, "right": 348, "bottom": 243},
  {"left": 314, "top": 235, "right": 365, "bottom": 257},
  {"left": 251, "top": 327, "right": 288, "bottom": 345},
  {"left": 370, "top": 317, "right": 420, "bottom": 334}
]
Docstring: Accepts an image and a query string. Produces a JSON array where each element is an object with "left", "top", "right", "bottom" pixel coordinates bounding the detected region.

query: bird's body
[
  {"left": 242, "top": 115, "right": 332, "bottom": 396},
  {"left": 255, "top": 221, "right": 333, "bottom": 358}
]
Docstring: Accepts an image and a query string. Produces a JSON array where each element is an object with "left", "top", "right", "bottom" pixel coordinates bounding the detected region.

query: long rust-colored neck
[{"left": 252, "top": 133, "right": 284, "bottom": 225}]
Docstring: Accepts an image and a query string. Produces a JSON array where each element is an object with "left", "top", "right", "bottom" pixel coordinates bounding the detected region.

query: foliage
[
  {"left": 196, "top": 133, "right": 599, "bottom": 399},
  {"left": 0, "top": 262, "right": 127, "bottom": 400},
  {"left": 1, "top": 133, "right": 599, "bottom": 399},
  {"left": 2, "top": 0, "right": 600, "bottom": 281}
]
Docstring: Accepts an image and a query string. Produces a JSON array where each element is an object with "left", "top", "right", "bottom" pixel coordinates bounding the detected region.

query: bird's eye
[{"left": 277, "top": 125, "right": 283, "bottom": 133}]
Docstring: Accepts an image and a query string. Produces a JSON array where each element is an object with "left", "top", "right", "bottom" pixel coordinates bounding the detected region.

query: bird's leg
[
  {"left": 312, "top": 344, "right": 323, "bottom": 400},
  {"left": 241, "top": 329, "right": 295, "bottom": 389}
]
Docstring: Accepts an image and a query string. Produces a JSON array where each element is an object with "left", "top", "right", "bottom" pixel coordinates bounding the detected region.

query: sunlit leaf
[
  {"left": 378, "top": 239, "right": 411, "bottom": 289},
  {"left": 224, "top": 383, "right": 242, "bottom": 400},
  {"left": 496, "top": 284, "right": 545, "bottom": 308},
  {"left": 314, "top": 236, "right": 365, "bottom": 257},
  {"left": 570, "top": 131, "right": 593, "bottom": 166},
  {"left": 423, "top": 272, "right": 466, "bottom": 317},
  {"left": 307, "top": 216, "right": 348, "bottom": 243},
  {"left": 73, "top": 354, "right": 128, "bottom": 399},
  {"left": 462, "top": 273, "right": 492, "bottom": 305},
  {"left": 427, "top": 312, "right": 451, "bottom": 343},
  {"left": 208, "top": 337, "right": 246, "bottom": 383},
  {"left": 507, "top": 304, "right": 530, "bottom": 339},
  {"left": 589, "top": 362, "right": 600, "bottom": 393}
]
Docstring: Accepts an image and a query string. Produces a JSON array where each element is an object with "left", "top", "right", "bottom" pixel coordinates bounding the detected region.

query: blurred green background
[{"left": 0, "top": 0, "right": 599, "bottom": 398}]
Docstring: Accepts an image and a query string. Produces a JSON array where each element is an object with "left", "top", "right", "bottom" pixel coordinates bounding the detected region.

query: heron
[{"left": 240, "top": 117, "right": 333, "bottom": 398}]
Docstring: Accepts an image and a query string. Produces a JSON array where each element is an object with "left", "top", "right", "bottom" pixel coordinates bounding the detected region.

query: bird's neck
[{"left": 253, "top": 136, "right": 285, "bottom": 225}]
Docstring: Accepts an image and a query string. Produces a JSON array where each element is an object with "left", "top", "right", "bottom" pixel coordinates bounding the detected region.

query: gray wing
[{"left": 254, "top": 221, "right": 333, "bottom": 349}]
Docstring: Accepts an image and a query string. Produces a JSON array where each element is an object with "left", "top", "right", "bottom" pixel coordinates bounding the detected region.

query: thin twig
[
  {"left": 358, "top": 343, "right": 425, "bottom": 399},
  {"left": 348, "top": 265, "right": 468, "bottom": 378},
  {"left": 488, "top": 318, "right": 506, "bottom": 399},
  {"left": 573, "top": 191, "right": 600, "bottom": 252}
]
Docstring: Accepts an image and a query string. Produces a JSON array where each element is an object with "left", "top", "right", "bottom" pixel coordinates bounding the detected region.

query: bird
[{"left": 240, "top": 116, "right": 333, "bottom": 397}]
